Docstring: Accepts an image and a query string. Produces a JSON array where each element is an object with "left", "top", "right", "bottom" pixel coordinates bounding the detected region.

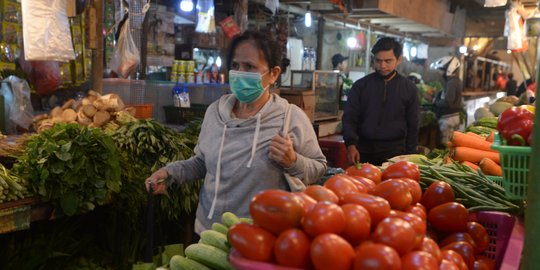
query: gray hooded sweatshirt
[{"left": 164, "top": 93, "right": 327, "bottom": 234}]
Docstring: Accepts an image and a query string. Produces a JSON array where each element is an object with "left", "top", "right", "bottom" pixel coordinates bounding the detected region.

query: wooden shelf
[{"left": 0, "top": 197, "right": 56, "bottom": 234}]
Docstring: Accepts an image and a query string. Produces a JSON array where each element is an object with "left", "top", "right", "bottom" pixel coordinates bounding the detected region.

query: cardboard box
[
  {"left": 313, "top": 120, "right": 341, "bottom": 137},
  {"left": 280, "top": 90, "right": 315, "bottom": 123}
]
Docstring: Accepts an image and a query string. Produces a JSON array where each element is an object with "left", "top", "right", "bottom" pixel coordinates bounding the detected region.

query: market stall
[{"left": 0, "top": 0, "right": 538, "bottom": 269}]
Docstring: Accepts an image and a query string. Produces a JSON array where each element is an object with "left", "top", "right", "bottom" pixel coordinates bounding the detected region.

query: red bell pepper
[{"left": 497, "top": 107, "right": 534, "bottom": 146}]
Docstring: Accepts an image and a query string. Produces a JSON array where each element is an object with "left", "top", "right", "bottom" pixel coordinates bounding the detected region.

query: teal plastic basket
[{"left": 491, "top": 134, "right": 531, "bottom": 201}]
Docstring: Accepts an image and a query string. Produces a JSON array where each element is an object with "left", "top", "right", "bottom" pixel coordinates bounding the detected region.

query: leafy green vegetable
[{"left": 13, "top": 123, "right": 121, "bottom": 216}]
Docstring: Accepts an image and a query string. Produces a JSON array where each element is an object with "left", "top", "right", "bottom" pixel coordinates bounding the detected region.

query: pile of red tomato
[{"left": 228, "top": 161, "right": 495, "bottom": 270}]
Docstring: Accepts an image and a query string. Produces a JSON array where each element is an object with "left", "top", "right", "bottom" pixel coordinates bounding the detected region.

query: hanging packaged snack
[{"left": 195, "top": 0, "right": 215, "bottom": 33}]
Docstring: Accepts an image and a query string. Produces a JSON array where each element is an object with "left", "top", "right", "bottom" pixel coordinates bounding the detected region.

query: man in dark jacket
[{"left": 342, "top": 37, "right": 420, "bottom": 166}]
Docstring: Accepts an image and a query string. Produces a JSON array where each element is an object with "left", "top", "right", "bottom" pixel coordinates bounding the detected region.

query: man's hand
[
  {"left": 269, "top": 132, "right": 297, "bottom": 168},
  {"left": 145, "top": 168, "right": 168, "bottom": 194},
  {"left": 347, "top": 145, "right": 360, "bottom": 165}
]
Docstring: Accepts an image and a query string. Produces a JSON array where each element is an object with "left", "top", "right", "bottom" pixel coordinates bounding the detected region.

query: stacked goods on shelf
[{"left": 0, "top": 0, "right": 21, "bottom": 71}]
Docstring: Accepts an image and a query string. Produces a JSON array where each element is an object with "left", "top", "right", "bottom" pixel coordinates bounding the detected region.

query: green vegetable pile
[
  {"left": 419, "top": 160, "right": 523, "bottom": 215},
  {"left": 13, "top": 123, "right": 121, "bottom": 216}
]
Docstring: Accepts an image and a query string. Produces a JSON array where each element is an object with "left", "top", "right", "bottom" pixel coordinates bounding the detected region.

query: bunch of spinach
[
  {"left": 13, "top": 123, "right": 121, "bottom": 216},
  {"left": 112, "top": 119, "right": 203, "bottom": 219}
]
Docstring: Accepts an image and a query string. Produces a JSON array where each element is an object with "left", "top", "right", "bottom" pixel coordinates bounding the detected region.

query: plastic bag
[
  {"left": 0, "top": 76, "right": 34, "bottom": 133},
  {"left": 195, "top": 0, "right": 215, "bottom": 33},
  {"left": 265, "top": 0, "right": 279, "bottom": 15},
  {"left": 30, "top": 61, "right": 61, "bottom": 96},
  {"left": 110, "top": 18, "right": 140, "bottom": 78},
  {"left": 21, "top": 0, "right": 75, "bottom": 61}
]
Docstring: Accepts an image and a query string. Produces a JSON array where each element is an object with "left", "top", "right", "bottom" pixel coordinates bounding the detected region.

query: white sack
[{"left": 21, "top": 0, "right": 75, "bottom": 61}]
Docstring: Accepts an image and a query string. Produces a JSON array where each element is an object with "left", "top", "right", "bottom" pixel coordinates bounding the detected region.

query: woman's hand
[
  {"left": 347, "top": 145, "right": 360, "bottom": 165},
  {"left": 145, "top": 168, "right": 168, "bottom": 194},
  {"left": 269, "top": 132, "right": 297, "bottom": 168}
]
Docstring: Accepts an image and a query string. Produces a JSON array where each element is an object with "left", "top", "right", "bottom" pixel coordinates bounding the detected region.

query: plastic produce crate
[
  {"left": 491, "top": 134, "right": 531, "bottom": 200},
  {"left": 163, "top": 104, "right": 208, "bottom": 125},
  {"left": 230, "top": 211, "right": 520, "bottom": 270}
]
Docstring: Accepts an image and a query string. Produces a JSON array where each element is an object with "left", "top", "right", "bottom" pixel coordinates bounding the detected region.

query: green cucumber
[
  {"left": 200, "top": 230, "right": 230, "bottom": 252},
  {"left": 169, "top": 255, "right": 211, "bottom": 270},
  {"left": 185, "top": 243, "right": 234, "bottom": 270},
  {"left": 211, "top": 222, "right": 229, "bottom": 235},
  {"left": 221, "top": 212, "right": 241, "bottom": 228},
  {"left": 238, "top": 217, "right": 253, "bottom": 224}
]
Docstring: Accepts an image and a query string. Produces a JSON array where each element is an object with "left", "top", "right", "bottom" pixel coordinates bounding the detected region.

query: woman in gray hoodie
[{"left": 145, "top": 31, "right": 327, "bottom": 234}]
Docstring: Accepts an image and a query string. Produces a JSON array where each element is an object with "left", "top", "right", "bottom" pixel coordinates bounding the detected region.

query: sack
[
  {"left": 282, "top": 104, "right": 306, "bottom": 192},
  {"left": 110, "top": 18, "right": 140, "bottom": 78},
  {"left": 1, "top": 76, "right": 34, "bottom": 132}
]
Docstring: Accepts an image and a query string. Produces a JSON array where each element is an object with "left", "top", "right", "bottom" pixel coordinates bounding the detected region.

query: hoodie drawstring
[
  {"left": 207, "top": 124, "right": 228, "bottom": 219},
  {"left": 247, "top": 113, "right": 262, "bottom": 168}
]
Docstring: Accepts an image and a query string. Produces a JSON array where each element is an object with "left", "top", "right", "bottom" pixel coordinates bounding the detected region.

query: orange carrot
[
  {"left": 466, "top": 132, "right": 487, "bottom": 140},
  {"left": 447, "top": 141, "right": 453, "bottom": 148},
  {"left": 486, "top": 131, "right": 495, "bottom": 143},
  {"left": 479, "top": 157, "right": 503, "bottom": 176},
  {"left": 462, "top": 161, "right": 479, "bottom": 171},
  {"left": 451, "top": 131, "right": 497, "bottom": 153},
  {"left": 453, "top": 146, "right": 500, "bottom": 164}
]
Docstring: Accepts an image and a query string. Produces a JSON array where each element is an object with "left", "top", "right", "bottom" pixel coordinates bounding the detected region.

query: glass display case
[{"left": 289, "top": 70, "right": 341, "bottom": 122}]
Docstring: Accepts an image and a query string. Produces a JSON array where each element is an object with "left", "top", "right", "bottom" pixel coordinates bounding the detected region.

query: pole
[
  {"left": 522, "top": 36, "right": 540, "bottom": 270},
  {"left": 91, "top": 0, "right": 103, "bottom": 93},
  {"left": 365, "top": 24, "right": 372, "bottom": 75}
]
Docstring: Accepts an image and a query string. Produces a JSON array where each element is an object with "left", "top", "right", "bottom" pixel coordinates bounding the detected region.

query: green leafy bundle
[
  {"left": 112, "top": 119, "right": 203, "bottom": 218},
  {"left": 13, "top": 123, "right": 121, "bottom": 216}
]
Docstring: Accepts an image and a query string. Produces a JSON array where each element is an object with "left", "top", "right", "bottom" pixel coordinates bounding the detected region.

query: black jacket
[
  {"left": 342, "top": 71, "right": 420, "bottom": 154},
  {"left": 433, "top": 76, "right": 463, "bottom": 117}
]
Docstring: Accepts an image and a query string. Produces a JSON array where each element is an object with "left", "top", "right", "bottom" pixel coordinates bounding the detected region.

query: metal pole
[
  {"left": 365, "top": 24, "right": 372, "bottom": 75},
  {"left": 91, "top": 0, "right": 103, "bottom": 93},
  {"left": 522, "top": 36, "right": 540, "bottom": 270}
]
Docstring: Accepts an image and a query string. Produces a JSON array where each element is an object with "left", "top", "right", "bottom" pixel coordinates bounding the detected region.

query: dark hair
[
  {"left": 371, "top": 37, "right": 402, "bottom": 58},
  {"left": 226, "top": 31, "right": 281, "bottom": 71},
  {"left": 508, "top": 73, "right": 514, "bottom": 79}
]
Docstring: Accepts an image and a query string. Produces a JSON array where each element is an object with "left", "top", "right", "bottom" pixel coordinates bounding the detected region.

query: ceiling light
[
  {"left": 473, "top": 44, "right": 480, "bottom": 51},
  {"left": 507, "top": 50, "right": 512, "bottom": 54},
  {"left": 484, "top": 0, "right": 506, "bottom": 7},
  {"left": 180, "top": 0, "right": 193, "bottom": 12},
  {"left": 459, "top": 46, "right": 467, "bottom": 54},
  {"left": 216, "top": 56, "right": 222, "bottom": 68},
  {"left": 347, "top": 37, "right": 357, "bottom": 48},
  {"left": 305, "top": 7, "right": 312, "bottom": 28}
]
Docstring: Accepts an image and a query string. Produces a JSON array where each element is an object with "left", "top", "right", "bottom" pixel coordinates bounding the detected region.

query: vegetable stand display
[
  {"left": 491, "top": 135, "right": 531, "bottom": 200},
  {"left": 228, "top": 211, "right": 523, "bottom": 270}
]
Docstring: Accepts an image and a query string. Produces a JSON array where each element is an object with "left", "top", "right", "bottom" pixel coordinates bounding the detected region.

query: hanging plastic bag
[
  {"left": 21, "top": 0, "right": 75, "bottom": 61},
  {"left": 110, "top": 18, "right": 140, "bottom": 78},
  {"left": 30, "top": 61, "right": 61, "bottom": 96},
  {"left": 265, "top": 0, "right": 279, "bottom": 15},
  {"left": 0, "top": 76, "right": 34, "bottom": 133},
  {"left": 195, "top": 0, "right": 215, "bottom": 33}
]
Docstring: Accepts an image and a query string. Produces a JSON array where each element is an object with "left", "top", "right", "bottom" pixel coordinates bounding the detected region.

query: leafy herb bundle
[{"left": 13, "top": 123, "right": 121, "bottom": 216}]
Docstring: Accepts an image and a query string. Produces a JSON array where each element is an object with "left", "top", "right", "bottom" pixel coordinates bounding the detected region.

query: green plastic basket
[
  {"left": 486, "top": 175, "right": 504, "bottom": 187},
  {"left": 491, "top": 134, "right": 531, "bottom": 200}
]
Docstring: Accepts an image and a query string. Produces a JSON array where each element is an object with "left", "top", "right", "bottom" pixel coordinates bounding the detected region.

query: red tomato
[
  {"left": 466, "top": 221, "right": 490, "bottom": 254},
  {"left": 381, "top": 161, "right": 420, "bottom": 181},
  {"left": 341, "top": 193, "right": 391, "bottom": 228},
  {"left": 302, "top": 201, "right": 346, "bottom": 237},
  {"left": 441, "top": 250, "right": 468, "bottom": 270},
  {"left": 418, "top": 237, "right": 442, "bottom": 262},
  {"left": 249, "top": 189, "right": 305, "bottom": 235},
  {"left": 339, "top": 204, "right": 371, "bottom": 245},
  {"left": 353, "top": 242, "right": 401, "bottom": 270},
  {"left": 311, "top": 233, "right": 355, "bottom": 270},
  {"left": 406, "top": 204, "right": 427, "bottom": 221},
  {"left": 389, "top": 210, "right": 426, "bottom": 248},
  {"left": 428, "top": 202, "right": 469, "bottom": 233},
  {"left": 399, "top": 178, "right": 422, "bottom": 204},
  {"left": 304, "top": 185, "right": 339, "bottom": 204},
  {"left": 474, "top": 256, "right": 496, "bottom": 270},
  {"left": 440, "top": 259, "right": 461, "bottom": 270},
  {"left": 348, "top": 175, "right": 376, "bottom": 193},
  {"left": 324, "top": 174, "right": 360, "bottom": 201},
  {"left": 442, "top": 241, "right": 476, "bottom": 270},
  {"left": 274, "top": 229, "right": 311, "bottom": 268},
  {"left": 440, "top": 232, "right": 477, "bottom": 250},
  {"left": 372, "top": 217, "right": 417, "bottom": 255},
  {"left": 293, "top": 192, "right": 317, "bottom": 213},
  {"left": 425, "top": 229, "right": 441, "bottom": 243},
  {"left": 373, "top": 179, "right": 412, "bottom": 210},
  {"left": 421, "top": 181, "right": 455, "bottom": 211},
  {"left": 228, "top": 223, "right": 276, "bottom": 262},
  {"left": 401, "top": 251, "right": 439, "bottom": 270},
  {"left": 346, "top": 163, "right": 382, "bottom": 184}
]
